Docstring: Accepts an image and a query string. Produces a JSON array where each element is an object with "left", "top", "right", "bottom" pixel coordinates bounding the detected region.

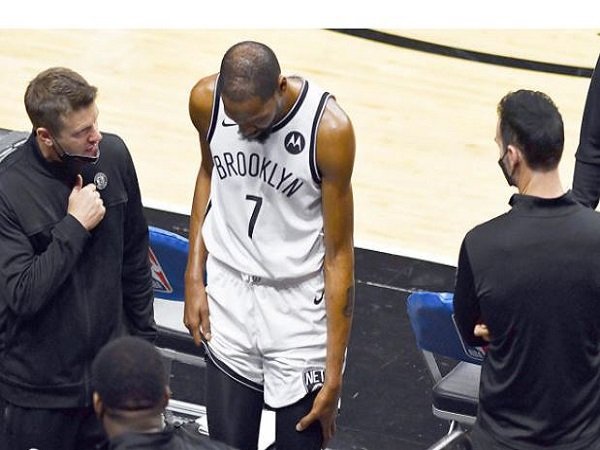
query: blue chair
[
  {"left": 148, "top": 225, "right": 189, "bottom": 302},
  {"left": 148, "top": 225, "right": 203, "bottom": 366},
  {"left": 406, "top": 291, "right": 484, "bottom": 437}
]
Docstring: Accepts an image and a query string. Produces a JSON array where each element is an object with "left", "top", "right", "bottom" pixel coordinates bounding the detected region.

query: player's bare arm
[
  {"left": 296, "top": 97, "right": 356, "bottom": 448},
  {"left": 184, "top": 74, "right": 217, "bottom": 346}
]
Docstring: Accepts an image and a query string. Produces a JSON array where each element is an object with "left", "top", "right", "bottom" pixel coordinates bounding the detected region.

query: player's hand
[
  {"left": 183, "top": 282, "right": 211, "bottom": 346},
  {"left": 296, "top": 384, "right": 340, "bottom": 449},
  {"left": 474, "top": 323, "right": 491, "bottom": 342},
  {"left": 68, "top": 175, "right": 105, "bottom": 231}
]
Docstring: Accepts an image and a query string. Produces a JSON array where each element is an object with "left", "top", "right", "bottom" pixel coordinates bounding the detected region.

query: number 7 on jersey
[{"left": 245, "top": 195, "right": 263, "bottom": 239}]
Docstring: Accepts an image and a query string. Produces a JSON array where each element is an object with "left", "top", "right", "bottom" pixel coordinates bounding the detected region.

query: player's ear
[{"left": 278, "top": 76, "right": 287, "bottom": 93}]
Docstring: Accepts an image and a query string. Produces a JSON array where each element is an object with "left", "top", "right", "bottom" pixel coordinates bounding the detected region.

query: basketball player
[
  {"left": 183, "top": 41, "right": 355, "bottom": 450},
  {"left": 0, "top": 67, "right": 156, "bottom": 449}
]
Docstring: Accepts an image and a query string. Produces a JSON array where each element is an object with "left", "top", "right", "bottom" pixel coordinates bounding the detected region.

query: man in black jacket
[
  {"left": 454, "top": 89, "right": 600, "bottom": 450},
  {"left": 92, "top": 336, "right": 234, "bottom": 450},
  {"left": 572, "top": 53, "right": 600, "bottom": 207},
  {"left": 0, "top": 67, "right": 157, "bottom": 449}
]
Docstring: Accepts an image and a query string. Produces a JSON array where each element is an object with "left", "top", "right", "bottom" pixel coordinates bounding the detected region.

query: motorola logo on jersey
[
  {"left": 284, "top": 131, "right": 305, "bottom": 155},
  {"left": 94, "top": 172, "right": 108, "bottom": 190}
]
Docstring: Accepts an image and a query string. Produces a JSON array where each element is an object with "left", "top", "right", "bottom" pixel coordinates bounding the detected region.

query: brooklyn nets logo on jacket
[{"left": 203, "top": 76, "right": 331, "bottom": 280}]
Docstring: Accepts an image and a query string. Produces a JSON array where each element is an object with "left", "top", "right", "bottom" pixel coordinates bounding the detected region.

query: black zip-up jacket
[
  {"left": 0, "top": 132, "right": 156, "bottom": 408},
  {"left": 573, "top": 53, "right": 600, "bottom": 207}
]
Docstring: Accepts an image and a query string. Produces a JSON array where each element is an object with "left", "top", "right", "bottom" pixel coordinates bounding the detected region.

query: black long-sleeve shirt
[
  {"left": 0, "top": 132, "right": 156, "bottom": 408},
  {"left": 454, "top": 192, "right": 600, "bottom": 450},
  {"left": 573, "top": 54, "right": 600, "bottom": 208}
]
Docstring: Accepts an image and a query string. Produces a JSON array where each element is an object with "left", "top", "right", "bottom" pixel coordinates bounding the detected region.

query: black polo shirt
[{"left": 454, "top": 191, "right": 600, "bottom": 449}]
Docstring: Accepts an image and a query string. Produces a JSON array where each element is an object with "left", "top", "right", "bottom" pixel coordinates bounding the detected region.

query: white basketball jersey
[{"left": 203, "top": 76, "right": 331, "bottom": 279}]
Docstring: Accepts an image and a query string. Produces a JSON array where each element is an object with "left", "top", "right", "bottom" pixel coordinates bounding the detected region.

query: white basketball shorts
[{"left": 204, "top": 254, "right": 327, "bottom": 408}]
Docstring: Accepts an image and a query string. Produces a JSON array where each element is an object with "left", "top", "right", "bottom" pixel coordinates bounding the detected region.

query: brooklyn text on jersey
[{"left": 212, "top": 151, "right": 304, "bottom": 198}]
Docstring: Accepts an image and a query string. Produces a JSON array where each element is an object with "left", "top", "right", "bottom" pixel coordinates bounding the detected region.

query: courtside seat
[
  {"left": 148, "top": 225, "right": 188, "bottom": 302},
  {"left": 433, "top": 362, "right": 480, "bottom": 423},
  {"left": 0, "top": 130, "right": 28, "bottom": 164},
  {"left": 148, "top": 226, "right": 205, "bottom": 365},
  {"left": 406, "top": 291, "right": 484, "bottom": 434}
]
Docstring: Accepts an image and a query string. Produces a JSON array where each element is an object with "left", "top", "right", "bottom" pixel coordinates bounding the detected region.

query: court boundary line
[{"left": 328, "top": 29, "right": 595, "bottom": 78}]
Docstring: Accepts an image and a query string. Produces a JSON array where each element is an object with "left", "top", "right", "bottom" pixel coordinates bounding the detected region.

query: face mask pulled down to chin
[{"left": 52, "top": 137, "right": 100, "bottom": 177}]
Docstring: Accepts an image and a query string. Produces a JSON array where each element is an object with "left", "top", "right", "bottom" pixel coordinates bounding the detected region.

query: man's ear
[
  {"left": 36, "top": 127, "right": 53, "bottom": 147},
  {"left": 506, "top": 144, "right": 522, "bottom": 166},
  {"left": 278, "top": 75, "right": 287, "bottom": 93},
  {"left": 160, "top": 386, "right": 171, "bottom": 409},
  {"left": 93, "top": 391, "right": 104, "bottom": 418}
]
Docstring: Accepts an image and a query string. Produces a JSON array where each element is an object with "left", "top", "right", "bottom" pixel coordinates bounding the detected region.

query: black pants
[
  {"left": 206, "top": 356, "right": 322, "bottom": 450},
  {"left": 468, "top": 424, "right": 600, "bottom": 450},
  {"left": 4, "top": 402, "right": 107, "bottom": 450}
]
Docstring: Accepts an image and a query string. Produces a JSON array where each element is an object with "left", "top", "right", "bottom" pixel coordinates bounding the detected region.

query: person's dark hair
[
  {"left": 92, "top": 336, "right": 168, "bottom": 411},
  {"left": 218, "top": 41, "right": 281, "bottom": 102},
  {"left": 497, "top": 89, "right": 564, "bottom": 170},
  {"left": 24, "top": 67, "right": 97, "bottom": 135}
]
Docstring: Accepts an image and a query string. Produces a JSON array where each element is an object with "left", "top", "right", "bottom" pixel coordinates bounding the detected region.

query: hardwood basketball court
[{"left": 0, "top": 29, "right": 597, "bottom": 264}]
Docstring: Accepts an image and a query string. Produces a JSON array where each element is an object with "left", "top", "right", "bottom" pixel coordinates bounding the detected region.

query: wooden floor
[{"left": 0, "top": 29, "right": 598, "bottom": 264}]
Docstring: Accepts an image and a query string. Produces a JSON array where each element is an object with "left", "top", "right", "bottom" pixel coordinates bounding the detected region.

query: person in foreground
[
  {"left": 0, "top": 67, "right": 156, "bottom": 449},
  {"left": 454, "top": 89, "right": 600, "bottom": 450},
  {"left": 92, "top": 336, "right": 235, "bottom": 449},
  {"left": 184, "top": 41, "right": 355, "bottom": 450}
]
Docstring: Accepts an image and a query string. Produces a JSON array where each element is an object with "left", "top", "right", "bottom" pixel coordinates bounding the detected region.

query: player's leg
[
  {"left": 274, "top": 389, "right": 322, "bottom": 450},
  {"left": 203, "top": 255, "right": 266, "bottom": 449},
  {"left": 258, "top": 271, "right": 328, "bottom": 449},
  {"left": 205, "top": 353, "right": 263, "bottom": 450}
]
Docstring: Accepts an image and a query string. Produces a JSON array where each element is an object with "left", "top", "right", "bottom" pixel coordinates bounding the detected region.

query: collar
[
  {"left": 508, "top": 190, "right": 579, "bottom": 216},
  {"left": 27, "top": 131, "right": 71, "bottom": 176},
  {"left": 109, "top": 429, "right": 173, "bottom": 449},
  {"left": 271, "top": 77, "right": 308, "bottom": 133},
  {"left": 27, "top": 131, "right": 89, "bottom": 183}
]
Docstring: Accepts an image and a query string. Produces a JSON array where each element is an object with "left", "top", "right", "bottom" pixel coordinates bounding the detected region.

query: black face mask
[
  {"left": 51, "top": 136, "right": 100, "bottom": 174},
  {"left": 498, "top": 147, "right": 515, "bottom": 187}
]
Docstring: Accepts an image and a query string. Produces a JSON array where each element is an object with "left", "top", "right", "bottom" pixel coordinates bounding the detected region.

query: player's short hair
[
  {"left": 497, "top": 89, "right": 564, "bottom": 170},
  {"left": 218, "top": 41, "right": 281, "bottom": 102},
  {"left": 92, "top": 336, "right": 168, "bottom": 411},
  {"left": 24, "top": 67, "right": 97, "bottom": 135}
]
